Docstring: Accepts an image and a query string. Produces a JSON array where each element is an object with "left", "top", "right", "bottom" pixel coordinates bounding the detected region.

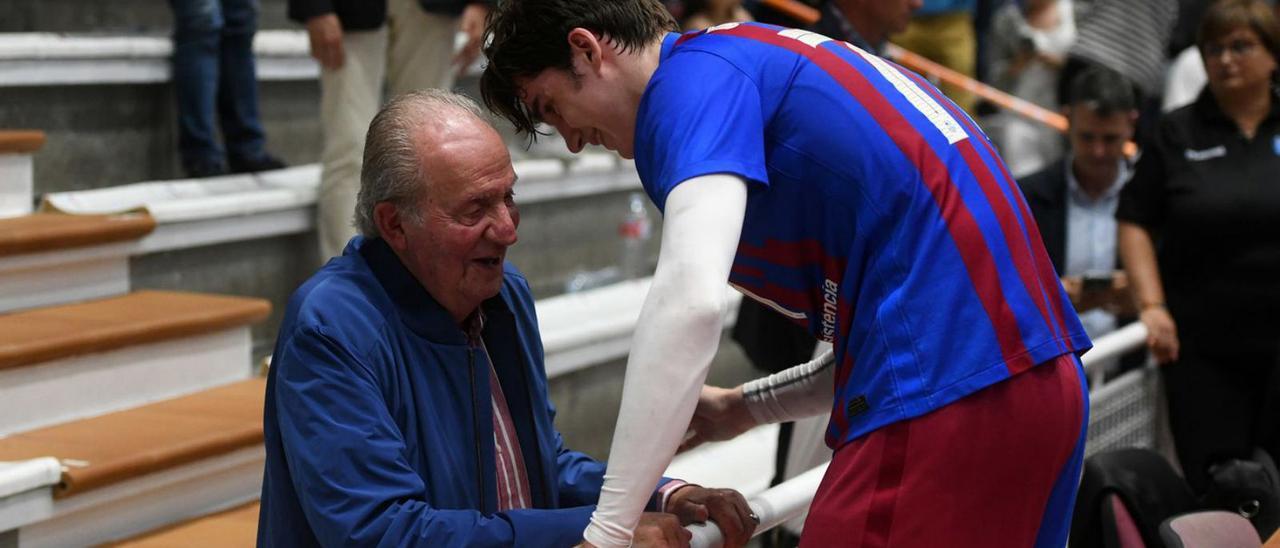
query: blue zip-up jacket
[{"left": 258, "top": 237, "right": 668, "bottom": 547}]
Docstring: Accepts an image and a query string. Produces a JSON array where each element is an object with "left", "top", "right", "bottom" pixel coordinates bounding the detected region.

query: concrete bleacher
[
  {"left": 0, "top": 1, "right": 766, "bottom": 544},
  {"left": 0, "top": 202, "right": 274, "bottom": 546}
]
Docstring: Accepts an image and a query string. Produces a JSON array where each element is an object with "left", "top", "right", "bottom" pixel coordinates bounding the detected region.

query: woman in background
[
  {"left": 1117, "top": 0, "right": 1280, "bottom": 492},
  {"left": 988, "top": 0, "right": 1077, "bottom": 176}
]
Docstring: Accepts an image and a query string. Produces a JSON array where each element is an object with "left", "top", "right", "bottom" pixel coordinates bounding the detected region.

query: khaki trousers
[
  {"left": 891, "top": 11, "right": 977, "bottom": 115},
  {"left": 316, "top": 0, "right": 458, "bottom": 260}
]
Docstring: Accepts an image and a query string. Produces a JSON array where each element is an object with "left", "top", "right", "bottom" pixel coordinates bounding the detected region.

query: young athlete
[{"left": 481, "top": 2, "right": 1092, "bottom": 546}]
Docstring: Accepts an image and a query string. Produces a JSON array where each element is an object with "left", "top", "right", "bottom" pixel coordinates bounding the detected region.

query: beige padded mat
[
  {"left": 0, "top": 378, "right": 265, "bottom": 497},
  {"left": 0, "top": 290, "right": 270, "bottom": 370},
  {"left": 108, "top": 502, "right": 261, "bottom": 547},
  {"left": 0, "top": 212, "right": 155, "bottom": 256}
]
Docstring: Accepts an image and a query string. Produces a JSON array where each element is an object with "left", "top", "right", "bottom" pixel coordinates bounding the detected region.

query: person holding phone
[{"left": 1018, "top": 66, "right": 1139, "bottom": 367}]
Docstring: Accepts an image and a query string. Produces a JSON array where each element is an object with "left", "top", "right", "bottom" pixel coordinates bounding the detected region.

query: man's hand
[
  {"left": 666, "top": 486, "right": 757, "bottom": 547},
  {"left": 453, "top": 3, "right": 489, "bottom": 74},
  {"left": 1140, "top": 305, "right": 1179, "bottom": 364},
  {"left": 306, "top": 14, "right": 345, "bottom": 70},
  {"left": 679, "top": 385, "right": 757, "bottom": 453}
]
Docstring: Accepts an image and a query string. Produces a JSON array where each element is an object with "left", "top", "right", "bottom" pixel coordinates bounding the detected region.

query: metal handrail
[
  {"left": 687, "top": 322, "right": 1151, "bottom": 547},
  {"left": 687, "top": 462, "right": 829, "bottom": 547}
]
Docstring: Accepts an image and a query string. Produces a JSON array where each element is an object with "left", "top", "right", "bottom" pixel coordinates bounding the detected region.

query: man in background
[
  {"left": 1019, "top": 66, "right": 1137, "bottom": 364},
  {"left": 288, "top": 0, "right": 491, "bottom": 259}
]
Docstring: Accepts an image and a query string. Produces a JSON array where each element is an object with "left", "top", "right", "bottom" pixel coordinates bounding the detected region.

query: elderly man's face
[{"left": 398, "top": 121, "right": 520, "bottom": 322}]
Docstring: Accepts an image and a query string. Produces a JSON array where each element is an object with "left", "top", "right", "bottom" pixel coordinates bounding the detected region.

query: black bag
[
  {"left": 1200, "top": 448, "right": 1280, "bottom": 540},
  {"left": 1072, "top": 448, "right": 1199, "bottom": 548}
]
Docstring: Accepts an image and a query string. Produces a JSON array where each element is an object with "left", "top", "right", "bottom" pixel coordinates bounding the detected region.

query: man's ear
[
  {"left": 567, "top": 27, "right": 604, "bottom": 74},
  {"left": 374, "top": 202, "right": 408, "bottom": 251}
]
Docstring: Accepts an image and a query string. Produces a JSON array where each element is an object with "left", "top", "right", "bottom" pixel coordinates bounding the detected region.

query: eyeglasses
[{"left": 1203, "top": 38, "right": 1262, "bottom": 60}]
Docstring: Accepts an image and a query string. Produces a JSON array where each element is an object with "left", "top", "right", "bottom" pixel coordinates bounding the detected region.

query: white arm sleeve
[
  {"left": 582, "top": 175, "right": 747, "bottom": 548},
  {"left": 742, "top": 348, "right": 835, "bottom": 425}
]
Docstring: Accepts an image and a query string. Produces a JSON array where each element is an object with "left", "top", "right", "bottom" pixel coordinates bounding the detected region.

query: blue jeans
[{"left": 170, "top": 0, "right": 268, "bottom": 173}]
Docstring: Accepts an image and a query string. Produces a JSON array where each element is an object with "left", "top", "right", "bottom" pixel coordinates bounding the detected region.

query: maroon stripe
[
  {"left": 731, "top": 277, "right": 813, "bottom": 313},
  {"left": 730, "top": 262, "right": 766, "bottom": 279},
  {"left": 704, "top": 26, "right": 1034, "bottom": 368},
  {"left": 897, "top": 68, "right": 1075, "bottom": 356},
  {"left": 862, "top": 420, "right": 911, "bottom": 547},
  {"left": 737, "top": 238, "right": 829, "bottom": 268},
  {"left": 713, "top": 26, "right": 1031, "bottom": 367}
]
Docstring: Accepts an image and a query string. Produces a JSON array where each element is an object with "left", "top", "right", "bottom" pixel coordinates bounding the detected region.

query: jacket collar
[{"left": 354, "top": 236, "right": 512, "bottom": 345}]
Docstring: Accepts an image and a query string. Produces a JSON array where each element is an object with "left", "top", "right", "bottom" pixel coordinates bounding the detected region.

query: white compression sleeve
[
  {"left": 742, "top": 348, "right": 835, "bottom": 425},
  {"left": 582, "top": 175, "right": 748, "bottom": 548}
]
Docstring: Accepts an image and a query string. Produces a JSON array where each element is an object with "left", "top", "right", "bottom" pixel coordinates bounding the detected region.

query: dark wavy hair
[{"left": 480, "top": 0, "right": 678, "bottom": 136}]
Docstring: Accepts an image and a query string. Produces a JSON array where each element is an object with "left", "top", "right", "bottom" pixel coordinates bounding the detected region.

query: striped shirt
[
  {"left": 635, "top": 24, "right": 1091, "bottom": 449},
  {"left": 1070, "top": 0, "right": 1177, "bottom": 96}
]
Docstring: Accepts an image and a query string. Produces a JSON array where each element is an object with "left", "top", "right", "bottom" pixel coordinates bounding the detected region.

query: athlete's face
[{"left": 517, "top": 31, "right": 641, "bottom": 159}]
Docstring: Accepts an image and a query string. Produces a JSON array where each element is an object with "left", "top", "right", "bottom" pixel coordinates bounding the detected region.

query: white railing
[{"left": 688, "top": 323, "right": 1154, "bottom": 547}]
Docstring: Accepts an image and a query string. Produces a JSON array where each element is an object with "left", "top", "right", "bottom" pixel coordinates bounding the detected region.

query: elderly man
[{"left": 257, "top": 90, "right": 753, "bottom": 547}]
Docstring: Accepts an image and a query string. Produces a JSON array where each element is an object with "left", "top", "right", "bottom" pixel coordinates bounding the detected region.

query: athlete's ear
[{"left": 567, "top": 27, "right": 604, "bottom": 74}]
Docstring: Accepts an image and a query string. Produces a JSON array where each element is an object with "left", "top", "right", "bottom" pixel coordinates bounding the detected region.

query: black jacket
[
  {"left": 1017, "top": 158, "right": 1070, "bottom": 275},
  {"left": 288, "top": 0, "right": 492, "bottom": 31}
]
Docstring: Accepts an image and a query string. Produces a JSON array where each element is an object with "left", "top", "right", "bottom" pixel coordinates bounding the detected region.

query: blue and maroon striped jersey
[{"left": 634, "top": 23, "right": 1091, "bottom": 449}]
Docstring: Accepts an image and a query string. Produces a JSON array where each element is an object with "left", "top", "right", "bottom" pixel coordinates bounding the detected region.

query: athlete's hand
[
  {"left": 305, "top": 14, "right": 345, "bottom": 70},
  {"left": 666, "top": 486, "right": 757, "bottom": 547},
  {"left": 679, "top": 385, "right": 756, "bottom": 452},
  {"left": 634, "top": 512, "right": 692, "bottom": 547}
]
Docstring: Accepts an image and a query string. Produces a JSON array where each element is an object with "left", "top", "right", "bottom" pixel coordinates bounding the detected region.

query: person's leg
[
  {"left": 892, "top": 12, "right": 978, "bottom": 114},
  {"left": 217, "top": 0, "right": 280, "bottom": 172},
  {"left": 170, "top": 0, "right": 226, "bottom": 177},
  {"left": 801, "top": 354, "right": 1087, "bottom": 547},
  {"left": 385, "top": 0, "right": 458, "bottom": 96},
  {"left": 930, "top": 12, "right": 978, "bottom": 114},
  {"left": 316, "top": 28, "right": 387, "bottom": 260},
  {"left": 1162, "top": 346, "right": 1259, "bottom": 492}
]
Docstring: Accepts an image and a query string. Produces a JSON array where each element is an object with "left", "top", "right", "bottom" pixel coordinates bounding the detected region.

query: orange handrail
[
  {"left": 753, "top": 0, "right": 1138, "bottom": 154},
  {"left": 759, "top": 0, "right": 820, "bottom": 26},
  {"left": 884, "top": 44, "right": 1070, "bottom": 133}
]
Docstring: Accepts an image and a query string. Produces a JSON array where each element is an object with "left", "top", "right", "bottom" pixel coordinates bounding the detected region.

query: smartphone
[{"left": 1082, "top": 273, "right": 1114, "bottom": 293}]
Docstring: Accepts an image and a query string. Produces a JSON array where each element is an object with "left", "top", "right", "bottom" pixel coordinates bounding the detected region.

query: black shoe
[
  {"left": 185, "top": 160, "right": 229, "bottom": 179},
  {"left": 229, "top": 153, "right": 286, "bottom": 174}
]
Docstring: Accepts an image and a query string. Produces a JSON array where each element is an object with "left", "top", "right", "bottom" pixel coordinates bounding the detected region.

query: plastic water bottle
[{"left": 618, "top": 192, "right": 652, "bottom": 280}]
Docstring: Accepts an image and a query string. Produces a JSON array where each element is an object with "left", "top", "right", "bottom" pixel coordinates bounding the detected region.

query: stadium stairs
[{"left": 0, "top": 2, "right": 765, "bottom": 543}]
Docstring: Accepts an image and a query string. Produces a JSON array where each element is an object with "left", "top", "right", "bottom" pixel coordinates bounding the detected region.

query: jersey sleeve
[{"left": 635, "top": 49, "right": 770, "bottom": 211}]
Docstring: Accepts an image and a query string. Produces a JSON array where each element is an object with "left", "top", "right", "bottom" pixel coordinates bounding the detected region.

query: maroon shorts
[{"left": 800, "top": 354, "right": 1088, "bottom": 548}]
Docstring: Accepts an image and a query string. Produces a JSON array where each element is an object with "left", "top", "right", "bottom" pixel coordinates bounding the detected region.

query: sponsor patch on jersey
[
  {"left": 846, "top": 395, "right": 870, "bottom": 418},
  {"left": 848, "top": 44, "right": 969, "bottom": 145},
  {"left": 778, "top": 28, "right": 832, "bottom": 48},
  {"left": 1184, "top": 145, "right": 1227, "bottom": 161},
  {"left": 821, "top": 278, "right": 838, "bottom": 342}
]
